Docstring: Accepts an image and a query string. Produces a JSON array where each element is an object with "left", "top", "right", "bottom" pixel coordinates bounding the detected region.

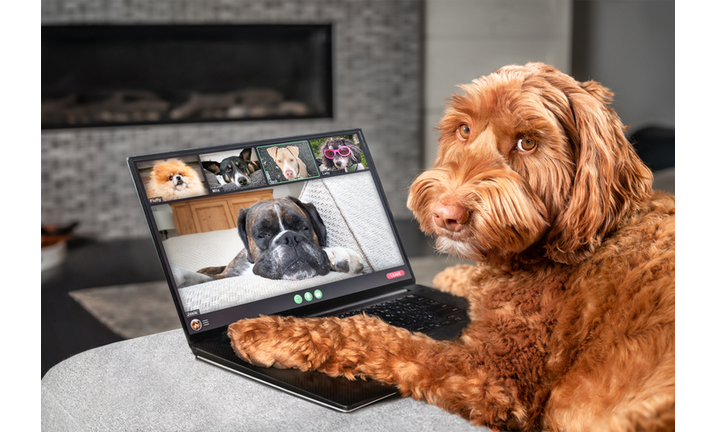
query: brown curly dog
[{"left": 228, "top": 63, "right": 675, "bottom": 432}]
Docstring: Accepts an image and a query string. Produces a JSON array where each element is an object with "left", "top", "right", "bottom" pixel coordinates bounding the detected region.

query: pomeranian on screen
[{"left": 145, "top": 159, "right": 207, "bottom": 202}]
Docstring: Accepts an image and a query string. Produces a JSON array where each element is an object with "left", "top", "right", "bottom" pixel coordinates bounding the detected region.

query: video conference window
[
  {"left": 137, "top": 157, "right": 209, "bottom": 204},
  {"left": 199, "top": 148, "right": 267, "bottom": 193},
  {"left": 257, "top": 140, "right": 321, "bottom": 184},
  {"left": 156, "top": 169, "right": 404, "bottom": 316},
  {"left": 137, "top": 134, "right": 371, "bottom": 206},
  {"left": 311, "top": 135, "right": 368, "bottom": 174}
]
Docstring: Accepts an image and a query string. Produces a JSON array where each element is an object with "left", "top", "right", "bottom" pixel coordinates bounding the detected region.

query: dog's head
[
  {"left": 408, "top": 63, "right": 653, "bottom": 265},
  {"left": 320, "top": 138, "right": 363, "bottom": 170},
  {"left": 203, "top": 149, "right": 257, "bottom": 186},
  {"left": 150, "top": 159, "right": 201, "bottom": 192},
  {"left": 220, "top": 149, "right": 257, "bottom": 185},
  {"left": 236, "top": 196, "right": 331, "bottom": 280},
  {"left": 267, "top": 146, "right": 304, "bottom": 180}
]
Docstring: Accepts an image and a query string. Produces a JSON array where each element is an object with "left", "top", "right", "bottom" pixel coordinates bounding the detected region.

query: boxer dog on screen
[{"left": 196, "top": 196, "right": 363, "bottom": 281}]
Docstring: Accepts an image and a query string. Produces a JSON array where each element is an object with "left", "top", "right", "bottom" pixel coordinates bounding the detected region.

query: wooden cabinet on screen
[{"left": 170, "top": 189, "right": 274, "bottom": 236}]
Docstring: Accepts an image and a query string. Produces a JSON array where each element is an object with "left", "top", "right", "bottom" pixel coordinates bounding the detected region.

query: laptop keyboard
[{"left": 334, "top": 295, "right": 469, "bottom": 334}]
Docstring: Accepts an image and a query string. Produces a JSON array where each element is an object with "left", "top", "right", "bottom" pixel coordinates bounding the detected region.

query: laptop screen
[{"left": 128, "top": 129, "right": 413, "bottom": 335}]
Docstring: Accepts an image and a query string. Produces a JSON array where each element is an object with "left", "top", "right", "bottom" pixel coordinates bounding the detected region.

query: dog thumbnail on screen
[
  {"left": 142, "top": 157, "right": 208, "bottom": 203},
  {"left": 199, "top": 148, "right": 268, "bottom": 193},
  {"left": 258, "top": 141, "right": 320, "bottom": 184},
  {"left": 161, "top": 171, "right": 405, "bottom": 315},
  {"left": 311, "top": 135, "right": 368, "bottom": 174}
]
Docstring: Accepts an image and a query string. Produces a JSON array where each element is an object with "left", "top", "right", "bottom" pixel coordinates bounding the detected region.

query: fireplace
[{"left": 41, "top": 24, "right": 333, "bottom": 129}]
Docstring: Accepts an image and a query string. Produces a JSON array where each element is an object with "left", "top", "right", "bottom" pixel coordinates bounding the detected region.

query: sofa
[{"left": 41, "top": 328, "right": 485, "bottom": 431}]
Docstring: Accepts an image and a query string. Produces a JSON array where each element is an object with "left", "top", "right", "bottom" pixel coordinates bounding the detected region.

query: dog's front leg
[
  {"left": 228, "top": 315, "right": 413, "bottom": 378},
  {"left": 227, "top": 315, "right": 530, "bottom": 429}
]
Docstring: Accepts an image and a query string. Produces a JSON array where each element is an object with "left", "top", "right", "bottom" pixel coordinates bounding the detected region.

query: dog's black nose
[
  {"left": 278, "top": 232, "right": 303, "bottom": 247},
  {"left": 174, "top": 175, "right": 184, "bottom": 185},
  {"left": 239, "top": 177, "right": 248, "bottom": 185}
]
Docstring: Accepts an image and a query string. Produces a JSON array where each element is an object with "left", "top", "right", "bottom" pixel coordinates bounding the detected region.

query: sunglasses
[{"left": 324, "top": 145, "right": 352, "bottom": 159}]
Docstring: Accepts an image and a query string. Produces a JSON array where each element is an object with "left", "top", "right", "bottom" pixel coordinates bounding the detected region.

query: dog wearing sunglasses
[{"left": 319, "top": 138, "right": 365, "bottom": 173}]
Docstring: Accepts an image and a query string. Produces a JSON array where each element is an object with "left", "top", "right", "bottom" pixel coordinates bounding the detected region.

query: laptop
[{"left": 127, "top": 128, "right": 469, "bottom": 412}]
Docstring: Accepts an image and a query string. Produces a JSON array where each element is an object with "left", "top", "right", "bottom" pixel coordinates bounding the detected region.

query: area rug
[
  {"left": 69, "top": 281, "right": 181, "bottom": 339},
  {"left": 69, "top": 255, "right": 471, "bottom": 339}
]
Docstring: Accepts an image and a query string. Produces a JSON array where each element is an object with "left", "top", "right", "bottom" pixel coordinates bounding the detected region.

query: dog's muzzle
[
  {"left": 432, "top": 200, "right": 469, "bottom": 232},
  {"left": 254, "top": 230, "right": 331, "bottom": 280}
]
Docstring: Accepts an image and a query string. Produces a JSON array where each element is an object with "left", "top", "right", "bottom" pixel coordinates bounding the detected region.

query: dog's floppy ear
[
  {"left": 287, "top": 196, "right": 328, "bottom": 246},
  {"left": 266, "top": 146, "right": 279, "bottom": 159},
  {"left": 319, "top": 141, "right": 334, "bottom": 167},
  {"left": 349, "top": 142, "right": 362, "bottom": 163},
  {"left": 543, "top": 75, "right": 653, "bottom": 265},
  {"left": 236, "top": 208, "right": 254, "bottom": 263}
]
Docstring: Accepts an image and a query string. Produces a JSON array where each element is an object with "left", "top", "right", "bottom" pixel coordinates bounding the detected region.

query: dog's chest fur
[
  {"left": 464, "top": 261, "right": 567, "bottom": 422},
  {"left": 462, "top": 192, "right": 675, "bottom": 428}
]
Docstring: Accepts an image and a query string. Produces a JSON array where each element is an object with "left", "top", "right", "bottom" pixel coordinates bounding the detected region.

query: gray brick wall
[{"left": 41, "top": 0, "right": 423, "bottom": 239}]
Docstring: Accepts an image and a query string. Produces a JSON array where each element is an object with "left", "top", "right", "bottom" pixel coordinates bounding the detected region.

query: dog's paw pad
[{"left": 325, "top": 247, "right": 364, "bottom": 274}]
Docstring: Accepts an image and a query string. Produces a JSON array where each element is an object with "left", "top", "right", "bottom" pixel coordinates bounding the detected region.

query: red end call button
[{"left": 386, "top": 270, "right": 405, "bottom": 279}]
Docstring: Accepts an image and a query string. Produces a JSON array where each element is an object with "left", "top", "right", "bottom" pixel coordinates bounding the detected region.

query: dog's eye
[
  {"left": 457, "top": 124, "right": 470, "bottom": 140},
  {"left": 517, "top": 138, "right": 536, "bottom": 152}
]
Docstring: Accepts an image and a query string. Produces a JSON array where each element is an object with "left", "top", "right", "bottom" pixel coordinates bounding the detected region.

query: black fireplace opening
[{"left": 42, "top": 24, "right": 333, "bottom": 129}]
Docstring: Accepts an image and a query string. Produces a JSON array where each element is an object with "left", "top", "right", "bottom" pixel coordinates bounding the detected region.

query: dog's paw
[
  {"left": 227, "top": 316, "right": 335, "bottom": 371},
  {"left": 324, "top": 247, "right": 364, "bottom": 274},
  {"left": 171, "top": 267, "right": 214, "bottom": 288},
  {"left": 227, "top": 316, "right": 297, "bottom": 369}
]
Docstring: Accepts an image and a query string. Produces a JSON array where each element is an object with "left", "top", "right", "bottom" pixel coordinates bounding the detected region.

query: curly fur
[{"left": 228, "top": 63, "right": 675, "bottom": 432}]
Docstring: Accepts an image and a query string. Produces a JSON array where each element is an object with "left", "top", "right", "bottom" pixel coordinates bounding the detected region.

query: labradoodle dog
[{"left": 227, "top": 63, "right": 675, "bottom": 432}]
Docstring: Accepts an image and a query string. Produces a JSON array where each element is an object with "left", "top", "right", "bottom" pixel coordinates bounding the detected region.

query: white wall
[
  {"left": 423, "top": 0, "right": 573, "bottom": 168},
  {"left": 571, "top": 0, "right": 674, "bottom": 132}
]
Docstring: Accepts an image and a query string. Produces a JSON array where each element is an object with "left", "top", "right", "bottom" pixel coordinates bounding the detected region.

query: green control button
[
  {"left": 314, "top": 290, "right": 323, "bottom": 299},
  {"left": 304, "top": 292, "right": 313, "bottom": 302},
  {"left": 293, "top": 294, "right": 303, "bottom": 304}
]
